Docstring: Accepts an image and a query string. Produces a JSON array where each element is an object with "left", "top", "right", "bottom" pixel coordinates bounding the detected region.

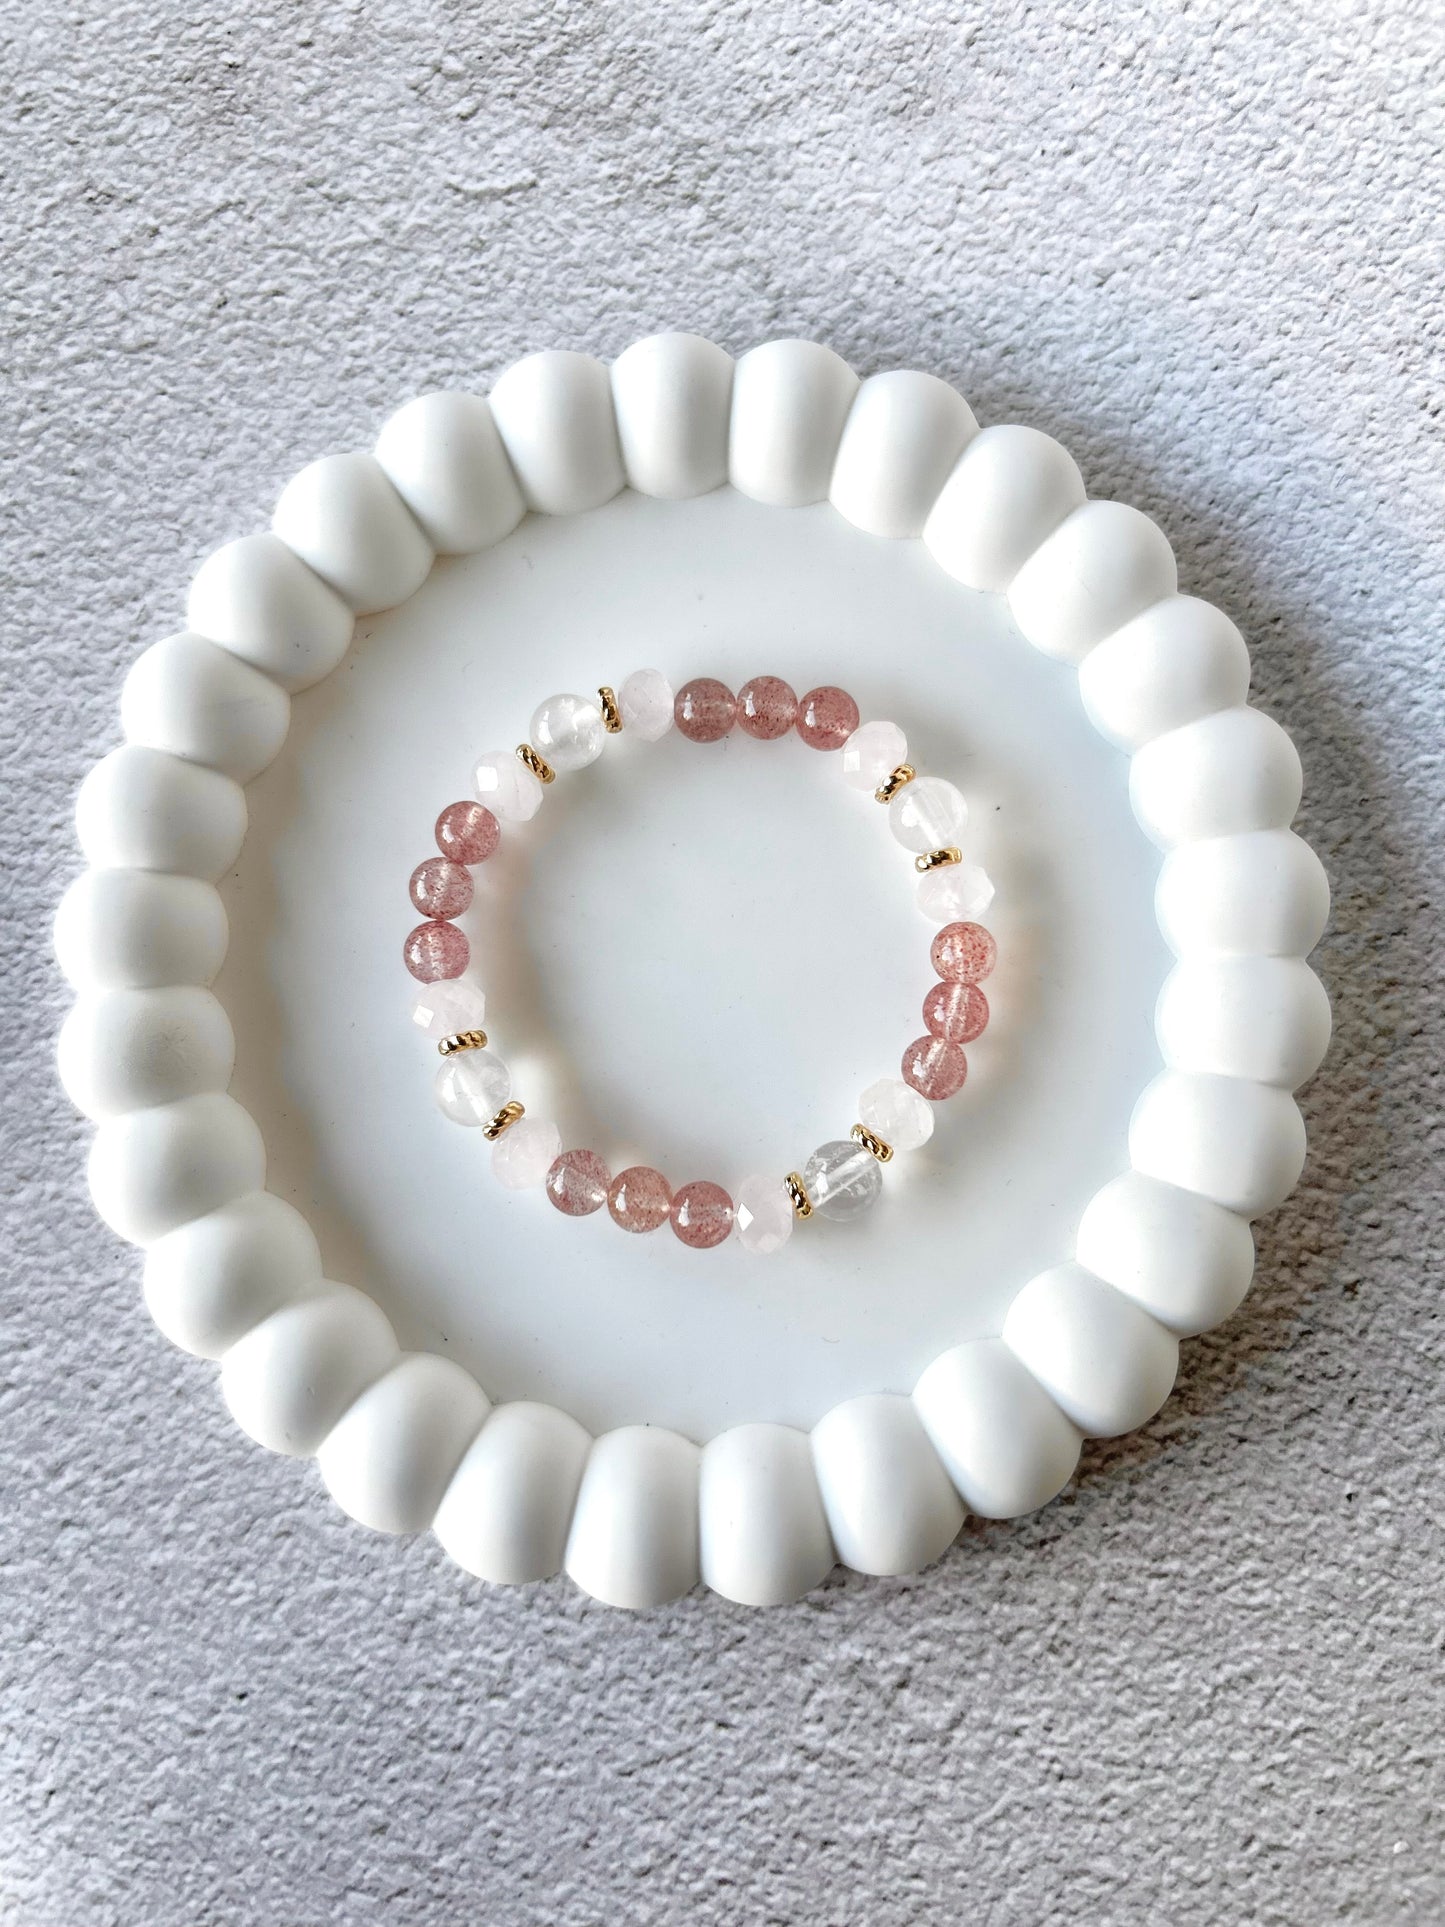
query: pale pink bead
[
  {"left": 923, "top": 980, "right": 989, "bottom": 1044},
  {"left": 796, "top": 685, "right": 860, "bottom": 750},
  {"left": 737, "top": 676, "right": 798, "bottom": 740},
  {"left": 409, "top": 857, "right": 473, "bottom": 920},
  {"left": 670, "top": 1180, "right": 734, "bottom": 1249},
  {"left": 435, "top": 800, "right": 500, "bottom": 865},
  {"left": 404, "top": 920, "right": 469, "bottom": 983},
  {"left": 607, "top": 1165, "right": 673, "bottom": 1233},
  {"left": 545, "top": 1149, "right": 611, "bottom": 1217},
  {"left": 931, "top": 921, "right": 998, "bottom": 984},
  {"left": 674, "top": 678, "right": 737, "bottom": 743},
  {"left": 902, "top": 1035, "right": 969, "bottom": 1101}
]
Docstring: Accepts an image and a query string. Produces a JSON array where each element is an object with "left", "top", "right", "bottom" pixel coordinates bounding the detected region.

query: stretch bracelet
[{"left": 404, "top": 671, "right": 998, "bottom": 1253}]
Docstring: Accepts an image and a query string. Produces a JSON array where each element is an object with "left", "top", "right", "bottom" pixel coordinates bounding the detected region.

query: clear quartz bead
[
  {"left": 410, "top": 977, "right": 486, "bottom": 1039},
  {"left": 858, "top": 1076, "right": 935, "bottom": 1152},
  {"left": 734, "top": 1175, "right": 795, "bottom": 1255},
  {"left": 473, "top": 750, "right": 544, "bottom": 822},
  {"left": 841, "top": 720, "right": 908, "bottom": 792},
  {"left": 530, "top": 693, "right": 605, "bottom": 772},
  {"left": 491, "top": 1116, "right": 560, "bottom": 1189},
  {"left": 889, "top": 775, "right": 968, "bottom": 853},
  {"left": 434, "top": 1050, "right": 511, "bottom": 1125},
  {"left": 619, "top": 668, "right": 675, "bottom": 741},
  {"left": 803, "top": 1139, "right": 883, "bottom": 1221},
  {"left": 917, "top": 862, "right": 995, "bottom": 925}
]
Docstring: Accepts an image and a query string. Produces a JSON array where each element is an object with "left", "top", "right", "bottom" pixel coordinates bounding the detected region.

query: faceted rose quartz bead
[
  {"left": 931, "top": 920, "right": 998, "bottom": 984},
  {"left": 796, "top": 685, "right": 860, "bottom": 751},
  {"left": 841, "top": 719, "right": 907, "bottom": 792},
  {"left": 734, "top": 1175, "right": 794, "bottom": 1255},
  {"left": 670, "top": 1180, "right": 735, "bottom": 1248},
  {"left": 546, "top": 1148, "right": 611, "bottom": 1217},
  {"left": 737, "top": 676, "right": 798, "bottom": 740},
  {"left": 474, "top": 750, "right": 544, "bottom": 822},
  {"left": 674, "top": 678, "right": 737, "bottom": 743},
  {"left": 859, "top": 1076, "right": 934, "bottom": 1151},
  {"left": 434, "top": 1050, "right": 511, "bottom": 1125},
  {"left": 410, "top": 976, "right": 486, "bottom": 1038},
  {"left": 902, "top": 1035, "right": 969, "bottom": 1101},
  {"left": 404, "top": 919, "right": 469, "bottom": 983},
  {"left": 492, "top": 1116, "right": 561, "bottom": 1189},
  {"left": 435, "top": 800, "right": 500, "bottom": 865},
  {"left": 409, "top": 857, "right": 474, "bottom": 921},
  {"left": 619, "top": 668, "right": 675, "bottom": 741},
  {"left": 924, "top": 980, "right": 990, "bottom": 1044},
  {"left": 917, "top": 861, "right": 994, "bottom": 926},
  {"left": 607, "top": 1165, "right": 673, "bottom": 1233}
]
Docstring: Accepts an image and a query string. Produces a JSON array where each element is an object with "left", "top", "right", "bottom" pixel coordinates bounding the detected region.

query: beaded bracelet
[{"left": 404, "top": 671, "right": 998, "bottom": 1253}]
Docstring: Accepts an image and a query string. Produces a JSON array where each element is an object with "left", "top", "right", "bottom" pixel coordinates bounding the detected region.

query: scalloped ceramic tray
[{"left": 56, "top": 335, "right": 1330, "bottom": 1608}]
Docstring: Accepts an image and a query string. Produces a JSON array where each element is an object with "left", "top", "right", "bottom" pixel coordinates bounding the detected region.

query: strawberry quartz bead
[
  {"left": 923, "top": 980, "right": 989, "bottom": 1044},
  {"left": 409, "top": 857, "right": 473, "bottom": 920},
  {"left": 670, "top": 1180, "right": 734, "bottom": 1249},
  {"left": 435, "top": 800, "right": 500, "bottom": 865},
  {"left": 607, "top": 1165, "right": 673, "bottom": 1233},
  {"left": 404, "top": 920, "right": 469, "bottom": 983},
  {"left": 674, "top": 678, "right": 737, "bottom": 743},
  {"left": 796, "top": 685, "right": 860, "bottom": 750},
  {"left": 902, "top": 1035, "right": 969, "bottom": 1101},
  {"left": 546, "top": 1149, "right": 611, "bottom": 1216},
  {"left": 931, "top": 921, "right": 998, "bottom": 984},
  {"left": 737, "top": 676, "right": 798, "bottom": 740}
]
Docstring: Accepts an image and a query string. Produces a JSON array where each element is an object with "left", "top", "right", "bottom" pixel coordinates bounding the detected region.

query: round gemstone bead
[
  {"left": 924, "top": 980, "right": 989, "bottom": 1044},
  {"left": 410, "top": 976, "right": 486, "bottom": 1038},
  {"left": 917, "top": 861, "right": 994, "bottom": 926},
  {"left": 858, "top": 1076, "right": 935, "bottom": 1152},
  {"left": 607, "top": 1165, "right": 673, "bottom": 1233},
  {"left": 803, "top": 1139, "right": 883, "bottom": 1220},
  {"left": 670, "top": 1180, "right": 735, "bottom": 1248},
  {"left": 734, "top": 1175, "right": 795, "bottom": 1255},
  {"left": 546, "top": 1149, "right": 611, "bottom": 1216},
  {"left": 737, "top": 676, "right": 798, "bottom": 740},
  {"left": 619, "top": 668, "right": 675, "bottom": 741},
  {"left": 530, "top": 693, "right": 606, "bottom": 772},
  {"left": 841, "top": 719, "right": 908, "bottom": 792},
  {"left": 931, "top": 920, "right": 998, "bottom": 983},
  {"left": 491, "top": 1116, "right": 561, "bottom": 1189},
  {"left": 474, "top": 750, "right": 544, "bottom": 822},
  {"left": 674, "top": 678, "right": 737, "bottom": 743},
  {"left": 902, "top": 1035, "right": 969, "bottom": 1101},
  {"left": 796, "top": 685, "right": 860, "bottom": 750},
  {"left": 434, "top": 1049, "right": 511, "bottom": 1124},
  {"left": 409, "top": 856, "right": 473, "bottom": 920},
  {"left": 889, "top": 776, "right": 968, "bottom": 852},
  {"left": 435, "top": 800, "right": 500, "bottom": 865},
  {"left": 404, "top": 919, "right": 469, "bottom": 983}
]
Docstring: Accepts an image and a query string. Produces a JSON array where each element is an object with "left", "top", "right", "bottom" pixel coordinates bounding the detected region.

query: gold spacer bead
[
  {"left": 874, "top": 763, "right": 916, "bottom": 804},
  {"left": 437, "top": 1029, "right": 489, "bottom": 1056},
  {"left": 915, "top": 846, "right": 962, "bottom": 874},
  {"left": 851, "top": 1122, "right": 894, "bottom": 1164},
  {"left": 517, "top": 743, "right": 556, "bottom": 784},
  {"left": 482, "top": 1100, "right": 526, "bottom": 1141},
  {"left": 783, "top": 1171, "right": 814, "bottom": 1219},
  {"left": 598, "top": 685, "right": 623, "bottom": 733}
]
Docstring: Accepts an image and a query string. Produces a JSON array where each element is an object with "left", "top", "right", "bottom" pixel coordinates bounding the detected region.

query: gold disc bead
[
  {"left": 915, "top": 846, "right": 962, "bottom": 874},
  {"left": 851, "top": 1122, "right": 894, "bottom": 1164},
  {"left": 437, "top": 1029, "right": 489, "bottom": 1056},
  {"left": 482, "top": 1100, "right": 526, "bottom": 1141},
  {"left": 517, "top": 743, "right": 556, "bottom": 784},
  {"left": 874, "top": 763, "right": 916, "bottom": 804},
  {"left": 783, "top": 1172, "right": 814, "bottom": 1219},
  {"left": 598, "top": 685, "right": 623, "bottom": 733}
]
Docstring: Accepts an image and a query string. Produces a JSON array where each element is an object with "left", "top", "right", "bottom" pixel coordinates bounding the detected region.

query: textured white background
[{"left": 3, "top": 2, "right": 1443, "bottom": 1921}]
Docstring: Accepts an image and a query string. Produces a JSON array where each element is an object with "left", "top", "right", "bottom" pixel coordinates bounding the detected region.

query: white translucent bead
[
  {"left": 917, "top": 862, "right": 995, "bottom": 925},
  {"left": 410, "top": 977, "right": 486, "bottom": 1039},
  {"left": 889, "top": 776, "right": 967, "bottom": 853},
  {"left": 434, "top": 1051, "right": 511, "bottom": 1125},
  {"left": 530, "top": 693, "right": 605, "bottom": 772},
  {"left": 804, "top": 1140, "right": 883, "bottom": 1221},
  {"left": 491, "top": 1116, "right": 561, "bottom": 1189},
  {"left": 858, "top": 1077, "right": 934, "bottom": 1152},
  {"left": 840, "top": 720, "right": 907, "bottom": 793},
  {"left": 734, "top": 1176, "right": 795, "bottom": 1255},
  {"left": 618, "top": 667, "right": 674, "bottom": 740},
  {"left": 473, "top": 749, "right": 544, "bottom": 822}
]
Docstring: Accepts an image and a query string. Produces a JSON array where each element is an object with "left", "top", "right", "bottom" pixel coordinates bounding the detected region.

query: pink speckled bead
[
  {"left": 931, "top": 921, "right": 998, "bottom": 984},
  {"left": 674, "top": 678, "right": 737, "bottom": 743},
  {"left": 435, "top": 800, "right": 500, "bottom": 865},
  {"left": 670, "top": 1180, "right": 735, "bottom": 1249},
  {"left": 545, "top": 1149, "right": 611, "bottom": 1217},
  {"left": 607, "top": 1165, "right": 673, "bottom": 1233},
  {"left": 409, "top": 857, "right": 474, "bottom": 921},
  {"left": 902, "top": 1035, "right": 969, "bottom": 1101},
  {"left": 796, "top": 685, "right": 860, "bottom": 750},
  {"left": 404, "top": 919, "right": 469, "bottom": 983},
  {"left": 923, "top": 980, "right": 989, "bottom": 1044},
  {"left": 737, "top": 676, "right": 798, "bottom": 741}
]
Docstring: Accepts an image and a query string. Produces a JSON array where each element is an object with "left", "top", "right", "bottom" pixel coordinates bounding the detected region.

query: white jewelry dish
[{"left": 56, "top": 334, "right": 1330, "bottom": 1609}]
